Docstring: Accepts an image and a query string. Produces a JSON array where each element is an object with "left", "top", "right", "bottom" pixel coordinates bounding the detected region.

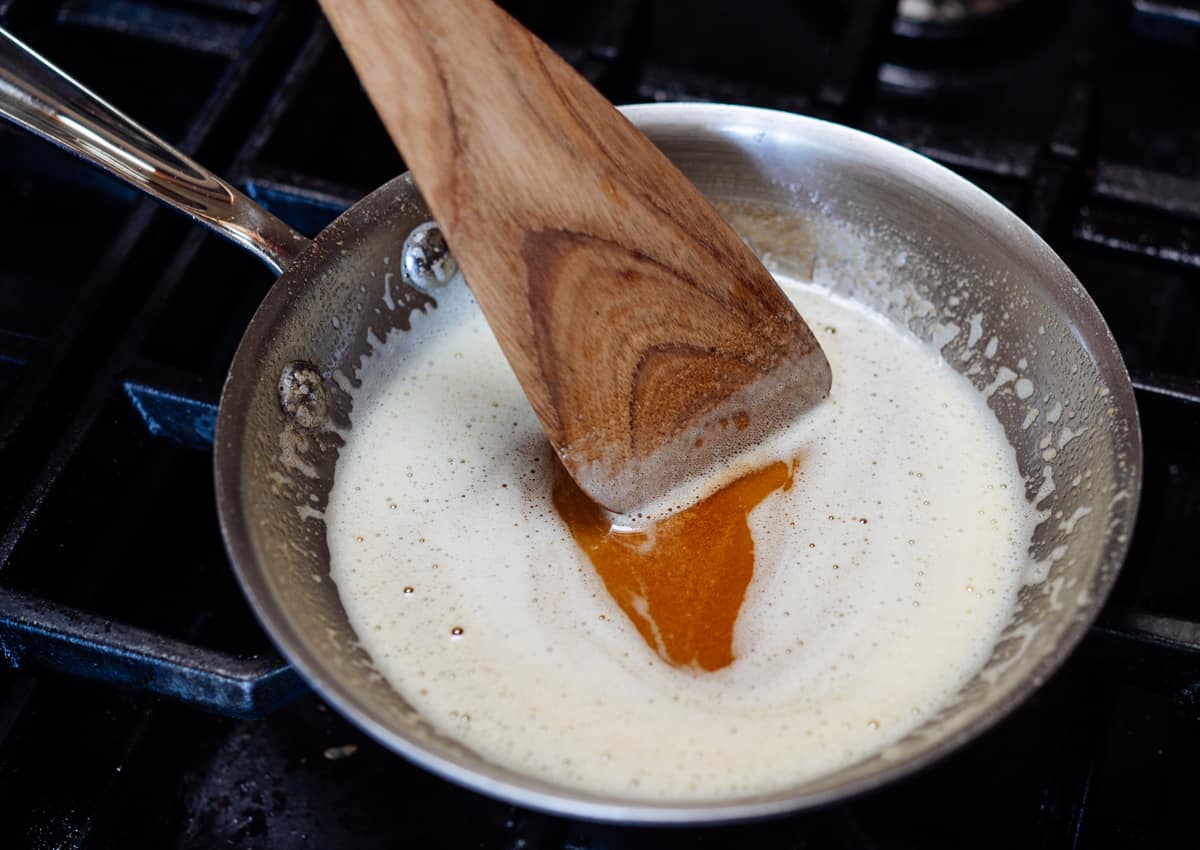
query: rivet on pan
[
  {"left": 278, "top": 361, "right": 329, "bottom": 431},
  {"left": 402, "top": 221, "right": 457, "bottom": 291}
]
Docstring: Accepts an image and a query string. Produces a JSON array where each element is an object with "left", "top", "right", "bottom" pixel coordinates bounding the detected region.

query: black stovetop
[{"left": 0, "top": 1, "right": 1198, "bottom": 847}]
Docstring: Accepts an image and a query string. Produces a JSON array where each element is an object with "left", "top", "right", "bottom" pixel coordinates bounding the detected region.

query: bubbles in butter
[{"left": 325, "top": 274, "right": 1039, "bottom": 801}]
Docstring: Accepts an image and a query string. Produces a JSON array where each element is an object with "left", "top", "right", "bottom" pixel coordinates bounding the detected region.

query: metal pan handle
[{"left": 0, "top": 28, "right": 307, "bottom": 275}]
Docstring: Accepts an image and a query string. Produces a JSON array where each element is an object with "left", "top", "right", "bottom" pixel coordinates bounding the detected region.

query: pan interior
[{"left": 215, "top": 105, "right": 1140, "bottom": 823}]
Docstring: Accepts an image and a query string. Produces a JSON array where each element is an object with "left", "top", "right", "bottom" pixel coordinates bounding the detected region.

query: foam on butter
[{"left": 325, "top": 274, "right": 1039, "bottom": 801}]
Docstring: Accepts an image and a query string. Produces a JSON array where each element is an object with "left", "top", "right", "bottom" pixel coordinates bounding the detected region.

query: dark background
[{"left": 0, "top": 0, "right": 1198, "bottom": 847}]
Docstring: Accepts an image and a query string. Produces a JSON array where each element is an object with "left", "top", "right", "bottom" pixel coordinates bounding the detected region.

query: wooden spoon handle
[{"left": 319, "top": 0, "right": 831, "bottom": 511}]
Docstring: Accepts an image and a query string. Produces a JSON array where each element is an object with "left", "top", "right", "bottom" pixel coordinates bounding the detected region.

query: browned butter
[{"left": 553, "top": 459, "right": 797, "bottom": 671}]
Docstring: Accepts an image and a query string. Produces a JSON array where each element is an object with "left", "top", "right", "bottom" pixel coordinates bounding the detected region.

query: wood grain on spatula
[{"left": 319, "top": 0, "right": 831, "bottom": 513}]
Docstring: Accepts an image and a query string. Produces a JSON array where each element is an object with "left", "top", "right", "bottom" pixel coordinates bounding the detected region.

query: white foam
[{"left": 325, "top": 275, "right": 1039, "bottom": 801}]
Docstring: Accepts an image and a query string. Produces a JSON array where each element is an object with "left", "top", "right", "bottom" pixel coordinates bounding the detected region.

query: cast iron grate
[{"left": 0, "top": 0, "right": 1197, "bottom": 847}]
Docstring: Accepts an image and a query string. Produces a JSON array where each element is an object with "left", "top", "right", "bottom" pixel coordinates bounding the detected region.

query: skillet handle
[{"left": 0, "top": 29, "right": 307, "bottom": 275}]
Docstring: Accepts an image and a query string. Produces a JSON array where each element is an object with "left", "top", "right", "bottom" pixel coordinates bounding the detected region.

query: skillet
[{"left": 0, "top": 29, "right": 1141, "bottom": 824}]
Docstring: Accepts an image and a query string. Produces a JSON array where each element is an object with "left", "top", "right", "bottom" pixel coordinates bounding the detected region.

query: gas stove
[{"left": 0, "top": 1, "right": 1197, "bottom": 847}]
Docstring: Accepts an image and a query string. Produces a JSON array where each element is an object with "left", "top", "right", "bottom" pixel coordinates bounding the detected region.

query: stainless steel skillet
[{"left": 0, "top": 30, "right": 1140, "bottom": 825}]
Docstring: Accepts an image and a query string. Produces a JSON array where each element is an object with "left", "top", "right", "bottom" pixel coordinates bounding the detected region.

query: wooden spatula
[{"left": 319, "top": 0, "right": 831, "bottom": 513}]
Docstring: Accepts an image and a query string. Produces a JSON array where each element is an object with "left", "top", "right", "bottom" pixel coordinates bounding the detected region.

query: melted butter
[
  {"left": 325, "top": 272, "right": 1040, "bottom": 801},
  {"left": 553, "top": 459, "right": 797, "bottom": 671}
]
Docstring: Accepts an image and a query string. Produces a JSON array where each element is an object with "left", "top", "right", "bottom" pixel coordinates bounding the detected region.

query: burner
[
  {"left": 0, "top": 0, "right": 1198, "bottom": 846},
  {"left": 893, "top": 0, "right": 1031, "bottom": 39},
  {"left": 879, "top": 0, "right": 1070, "bottom": 98}
]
